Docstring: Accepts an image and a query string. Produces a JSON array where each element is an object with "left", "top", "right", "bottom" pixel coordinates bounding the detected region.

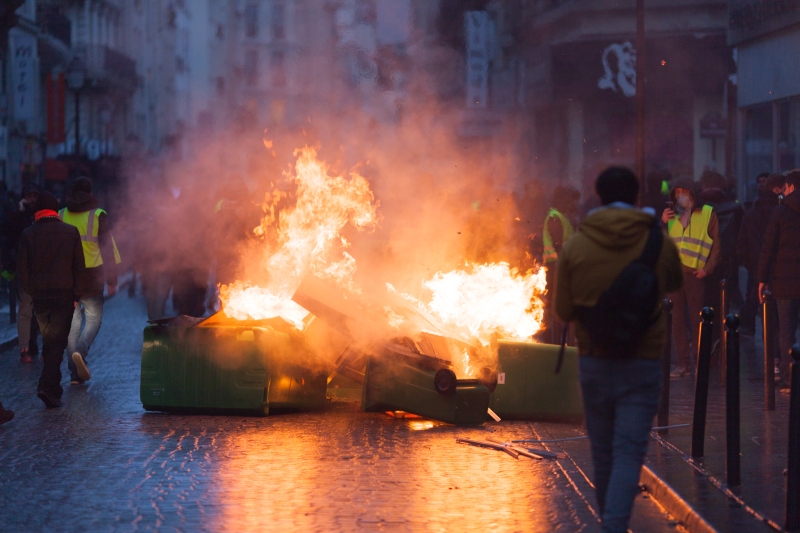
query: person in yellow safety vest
[
  {"left": 540, "top": 185, "right": 580, "bottom": 344},
  {"left": 59, "top": 177, "right": 121, "bottom": 385},
  {"left": 661, "top": 177, "right": 720, "bottom": 378}
]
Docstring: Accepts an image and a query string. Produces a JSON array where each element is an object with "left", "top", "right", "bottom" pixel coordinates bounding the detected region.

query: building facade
[{"left": 730, "top": 0, "right": 800, "bottom": 200}]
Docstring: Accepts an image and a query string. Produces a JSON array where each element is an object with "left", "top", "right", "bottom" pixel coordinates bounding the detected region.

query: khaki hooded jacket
[{"left": 555, "top": 205, "right": 684, "bottom": 360}]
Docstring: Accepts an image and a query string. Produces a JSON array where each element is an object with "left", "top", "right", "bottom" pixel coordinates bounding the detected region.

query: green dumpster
[
  {"left": 362, "top": 344, "right": 490, "bottom": 426},
  {"left": 489, "top": 341, "right": 584, "bottom": 421},
  {"left": 140, "top": 315, "right": 328, "bottom": 416}
]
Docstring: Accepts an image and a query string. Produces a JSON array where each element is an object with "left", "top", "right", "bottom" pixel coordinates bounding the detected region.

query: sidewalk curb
[
  {"left": 0, "top": 335, "right": 18, "bottom": 353},
  {"left": 640, "top": 465, "right": 719, "bottom": 533}
]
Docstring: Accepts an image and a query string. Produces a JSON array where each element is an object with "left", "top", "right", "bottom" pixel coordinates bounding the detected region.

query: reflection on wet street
[{"left": 0, "top": 295, "right": 675, "bottom": 532}]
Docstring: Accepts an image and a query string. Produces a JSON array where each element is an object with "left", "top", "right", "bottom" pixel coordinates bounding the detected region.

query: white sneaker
[{"left": 72, "top": 352, "right": 91, "bottom": 382}]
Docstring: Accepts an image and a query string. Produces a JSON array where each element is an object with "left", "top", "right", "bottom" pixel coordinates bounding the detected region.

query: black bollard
[
  {"left": 8, "top": 281, "right": 15, "bottom": 324},
  {"left": 692, "top": 307, "right": 715, "bottom": 458},
  {"left": 725, "top": 314, "right": 741, "bottom": 487},
  {"left": 786, "top": 345, "right": 800, "bottom": 531},
  {"left": 763, "top": 290, "right": 776, "bottom": 411},
  {"left": 658, "top": 299, "right": 673, "bottom": 433},
  {"left": 786, "top": 344, "right": 800, "bottom": 531},
  {"left": 720, "top": 279, "right": 727, "bottom": 385}
]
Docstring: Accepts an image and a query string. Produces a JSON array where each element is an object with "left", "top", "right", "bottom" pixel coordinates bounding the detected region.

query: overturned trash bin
[
  {"left": 489, "top": 341, "right": 583, "bottom": 421},
  {"left": 140, "top": 314, "right": 328, "bottom": 416},
  {"left": 362, "top": 343, "right": 491, "bottom": 426}
]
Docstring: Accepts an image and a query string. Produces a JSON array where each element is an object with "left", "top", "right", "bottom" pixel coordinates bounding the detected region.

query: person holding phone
[{"left": 661, "top": 177, "right": 720, "bottom": 378}]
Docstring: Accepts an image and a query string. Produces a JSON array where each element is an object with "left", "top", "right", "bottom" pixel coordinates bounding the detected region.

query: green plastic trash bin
[
  {"left": 489, "top": 341, "right": 583, "bottom": 421},
  {"left": 361, "top": 344, "right": 490, "bottom": 426},
  {"left": 140, "top": 315, "right": 328, "bottom": 415}
]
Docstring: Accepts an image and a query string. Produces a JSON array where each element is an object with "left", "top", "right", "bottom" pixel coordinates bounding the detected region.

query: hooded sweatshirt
[
  {"left": 757, "top": 190, "right": 800, "bottom": 298},
  {"left": 64, "top": 191, "right": 118, "bottom": 297},
  {"left": 555, "top": 206, "right": 684, "bottom": 360}
]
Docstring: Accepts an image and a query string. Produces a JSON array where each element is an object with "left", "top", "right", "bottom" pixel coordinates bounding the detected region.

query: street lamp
[{"left": 66, "top": 57, "right": 86, "bottom": 158}]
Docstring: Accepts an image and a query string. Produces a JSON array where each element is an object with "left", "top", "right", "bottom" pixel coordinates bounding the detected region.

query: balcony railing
[{"left": 76, "top": 45, "right": 138, "bottom": 90}]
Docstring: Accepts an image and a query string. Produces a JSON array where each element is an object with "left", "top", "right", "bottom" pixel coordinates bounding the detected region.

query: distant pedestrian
[
  {"left": 0, "top": 182, "right": 42, "bottom": 363},
  {"left": 662, "top": 177, "right": 720, "bottom": 378},
  {"left": 555, "top": 167, "right": 683, "bottom": 533},
  {"left": 737, "top": 173, "right": 781, "bottom": 335},
  {"left": 757, "top": 170, "right": 800, "bottom": 392},
  {"left": 60, "top": 177, "right": 120, "bottom": 385},
  {"left": 17, "top": 192, "right": 86, "bottom": 408}
]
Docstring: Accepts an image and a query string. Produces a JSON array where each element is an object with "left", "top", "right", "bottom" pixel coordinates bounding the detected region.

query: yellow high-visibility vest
[
  {"left": 59, "top": 208, "right": 121, "bottom": 268},
  {"left": 667, "top": 204, "right": 714, "bottom": 270},
  {"left": 542, "top": 208, "right": 574, "bottom": 264}
]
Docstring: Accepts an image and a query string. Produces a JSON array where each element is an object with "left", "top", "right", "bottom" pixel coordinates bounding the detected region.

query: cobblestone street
[{"left": 0, "top": 293, "right": 679, "bottom": 532}]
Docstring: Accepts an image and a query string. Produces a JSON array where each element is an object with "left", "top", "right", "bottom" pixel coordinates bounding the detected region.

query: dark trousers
[
  {"left": 669, "top": 270, "right": 704, "bottom": 369},
  {"left": 777, "top": 298, "right": 800, "bottom": 375},
  {"left": 740, "top": 270, "right": 760, "bottom": 333},
  {"left": 34, "top": 298, "right": 74, "bottom": 399}
]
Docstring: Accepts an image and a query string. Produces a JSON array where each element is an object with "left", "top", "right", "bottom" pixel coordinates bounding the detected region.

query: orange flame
[{"left": 220, "top": 147, "right": 380, "bottom": 327}]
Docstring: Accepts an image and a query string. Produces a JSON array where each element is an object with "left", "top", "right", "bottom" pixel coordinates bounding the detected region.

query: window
[
  {"left": 271, "top": 3, "right": 285, "bottom": 40},
  {"left": 744, "top": 105, "right": 773, "bottom": 198},
  {"left": 778, "top": 100, "right": 800, "bottom": 172},
  {"left": 245, "top": 3, "right": 258, "bottom": 38},
  {"left": 244, "top": 50, "right": 258, "bottom": 86},
  {"left": 271, "top": 51, "right": 286, "bottom": 88}
]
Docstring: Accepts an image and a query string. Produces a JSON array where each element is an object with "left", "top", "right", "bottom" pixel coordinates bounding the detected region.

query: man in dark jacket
[
  {"left": 556, "top": 167, "right": 683, "bottom": 532},
  {"left": 59, "top": 177, "right": 119, "bottom": 385},
  {"left": 18, "top": 192, "right": 86, "bottom": 408},
  {"left": 758, "top": 170, "right": 800, "bottom": 391},
  {"left": 737, "top": 174, "right": 782, "bottom": 334},
  {"left": 0, "top": 182, "right": 41, "bottom": 362}
]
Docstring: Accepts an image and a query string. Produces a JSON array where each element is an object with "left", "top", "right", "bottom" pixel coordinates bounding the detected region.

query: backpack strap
[{"left": 639, "top": 221, "right": 664, "bottom": 269}]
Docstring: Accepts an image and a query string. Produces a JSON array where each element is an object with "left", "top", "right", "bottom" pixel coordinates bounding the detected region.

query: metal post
[
  {"left": 8, "top": 280, "right": 15, "bottom": 324},
  {"left": 725, "top": 314, "right": 741, "bottom": 487},
  {"left": 658, "top": 299, "right": 673, "bottom": 433},
  {"left": 720, "top": 279, "right": 727, "bottom": 385},
  {"left": 692, "top": 307, "right": 714, "bottom": 458},
  {"left": 635, "top": 0, "right": 646, "bottom": 185},
  {"left": 786, "top": 345, "right": 800, "bottom": 531},
  {"left": 74, "top": 89, "right": 80, "bottom": 158},
  {"left": 764, "top": 290, "right": 776, "bottom": 411}
]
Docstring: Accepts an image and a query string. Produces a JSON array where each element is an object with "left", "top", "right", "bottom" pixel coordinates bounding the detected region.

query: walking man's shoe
[
  {"left": 670, "top": 366, "right": 689, "bottom": 379},
  {"left": 69, "top": 377, "right": 85, "bottom": 386},
  {"left": 0, "top": 403, "right": 14, "bottom": 424},
  {"left": 20, "top": 348, "right": 32, "bottom": 364},
  {"left": 72, "top": 352, "right": 91, "bottom": 381},
  {"left": 36, "top": 389, "right": 61, "bottom": 409}
]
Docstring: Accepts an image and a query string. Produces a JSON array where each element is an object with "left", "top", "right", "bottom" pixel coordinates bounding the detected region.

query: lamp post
[{"left": 66, "top": 57, "right": 86, "bottom": 160}]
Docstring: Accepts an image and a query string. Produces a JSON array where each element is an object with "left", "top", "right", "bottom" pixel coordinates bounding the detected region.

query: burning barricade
[{"left": 139, "top": 147, "right": 582, "bottom": 424}]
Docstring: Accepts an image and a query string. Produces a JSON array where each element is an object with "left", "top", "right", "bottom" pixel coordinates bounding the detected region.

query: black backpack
[{"left": 575, "top": 221, "right": 664, "bottom": 357}]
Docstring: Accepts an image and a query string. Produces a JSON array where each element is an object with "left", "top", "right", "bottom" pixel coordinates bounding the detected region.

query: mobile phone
[{"left": 665, "top": 201, "right": 674, "bottom": 211}]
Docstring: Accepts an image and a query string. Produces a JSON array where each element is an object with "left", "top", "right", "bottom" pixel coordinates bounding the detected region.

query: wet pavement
[
  {"left": 0, "top": 292, "right": 682, "bottom": 532},
  {"left": 643, "top": 328, "right": 793, "bottom": 533}
]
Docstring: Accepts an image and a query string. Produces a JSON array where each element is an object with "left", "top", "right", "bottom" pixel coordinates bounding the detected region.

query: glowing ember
[{"left": 220, "top": 147, "right": 380, "bottom": 325}]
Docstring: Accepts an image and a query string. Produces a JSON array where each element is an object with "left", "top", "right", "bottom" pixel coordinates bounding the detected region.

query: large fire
[{"left": 220, "top": 147, "right": 547, "bottom": 352}]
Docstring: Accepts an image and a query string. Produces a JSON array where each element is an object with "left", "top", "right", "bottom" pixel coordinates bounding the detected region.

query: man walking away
[
  {"left": 758, "top": 170, "right": 800, "bottom": 392},
  {"left": 60, "top": 177, "right": 119, "bottom": 385},
  {"left": 18, "top": 192, "right": 86, "bottom": 408},
  {"left": 738, "top": 173, "right": 782, "bottom": 335},
  {"left": 1, "top": 182, "right": 41, "bottom": 363},
  {"left": 556, "top": 167, "right": 683, "bottom": 532},
  {"left": 662, "top": 177, "right": 720, "bottom": 378}
]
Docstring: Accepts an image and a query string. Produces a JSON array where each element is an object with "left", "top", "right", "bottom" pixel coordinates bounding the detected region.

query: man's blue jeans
[
  {"left": 67, "top": 294, "right": 104, "bottom": 378},
  {"left": 579, "top": 356, "right": 661, "bottom": 533}
]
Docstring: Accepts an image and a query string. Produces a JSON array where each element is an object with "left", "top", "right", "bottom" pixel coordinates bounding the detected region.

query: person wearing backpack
[{"left": 555, "top": 167, "right": 683, "bottom": 533}]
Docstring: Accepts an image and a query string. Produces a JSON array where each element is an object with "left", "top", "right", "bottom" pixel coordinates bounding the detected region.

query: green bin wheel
[{"left": 434, "top": 368, "right": 457, "bottom": 396}]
